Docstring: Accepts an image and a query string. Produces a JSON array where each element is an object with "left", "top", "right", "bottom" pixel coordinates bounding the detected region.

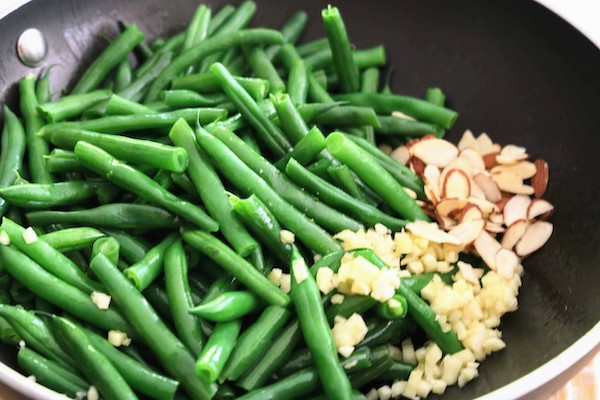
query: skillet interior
[{"left": 0, "top": 0, "right": 599, "bottom": 398}]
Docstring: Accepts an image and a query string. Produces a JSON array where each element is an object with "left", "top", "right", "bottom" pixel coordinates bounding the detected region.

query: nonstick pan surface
[{"left": 0, "top": 1, "right": 599, "bottom": 399}]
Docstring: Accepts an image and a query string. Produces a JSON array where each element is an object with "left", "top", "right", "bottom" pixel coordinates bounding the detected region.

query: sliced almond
[
  {"left": 469, "top": 178, "right": 487, "bottom": 200},
  {"left": 488, "top": 212, "right": 504, "bottom": 225},
  {"left": 458, "top": 130, "right": 479, "bottom": 151},
  {"left": 532, "top": 159, "right": 549, "bottom": 198},
  {"left": 474, "top": 230, "right": 503, "bottom": 270},
  {"left": 406, "top": 221, "right": 462, "bottom": 245},
  {"left": 410, "top": 156, "right": 426, "bottom": 177},
  {"left": 423, "top": 165, "right": 441, "bottom": 198},
  {"left": 527, "top": 199, "right": 554, "bottom": 220},
  {"left": 491, "top": 173, "right": 534, "bottom": 195},
  {"left": 483, "top": 152, "right": 500, "bottom": 169},
  {"left": 491, "top": 161, "right": 537, "bottom": 179},
  {"left": 411, "top": 138, "right": 459, "bottom": 168},
  {"left": 515, "top": 221, "right": 553, "bottom": 257},
  {"left": 495, "top": 248, "right": 520, "bottom": 278},
  {"left": 448, "top": 219, "right": 486, "bottom": 246},
  {"left": 405, "top": 134, "right": 436, "bottom": 149},
  {"left": 503, "top": 195, "right": 531, "bottom": 226},
  {"left": 436, "top": 198, "right": 469, "bottom": 217},
  {"left": 496, "top": 145, "right": 529, "bottom": 165},
  {"left": 391, "top": 145, "right": 410, "bottom": 165},
  {"left": 459, "top": 148, "right": 486, "bottom": 171},
  {"left": 459, "top": 203, "right": 484, "bottom": 222},
  {"left": 485, "top": 222, "right": 505, "bottom": 234},
  {"left": 473, "top": 173, "right": 502, "bottom": 202},
  {"left": 476, "top": 133, "right": 494, "bottom": 151},
  {"left": 495, "top": 193, "right": 513, "bottom": 213},
  {"left": 440, "top": 157, "right": 474, "bottom": 183},
  {"left": 436, "top": 214, "right": 457, "bottom": 231},
  {"left": 467, "top": 197, "right": 499, "bottom": 217},
  {"left": 442, "top": 169, "right": 471, "bottom": 199},
  {"left": 479, "top": 143, "right": 502, "bottom": 157},
  {"left": 424, "top": 185, "right": 440, "bottom": 204},
  {"left": 501, "top": 219, "right": 528, "bottom": 250}
]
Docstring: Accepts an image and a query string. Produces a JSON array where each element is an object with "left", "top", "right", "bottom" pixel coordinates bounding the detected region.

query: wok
[{"left": 0, "top": 0, "right": 598, "bottom": 399}]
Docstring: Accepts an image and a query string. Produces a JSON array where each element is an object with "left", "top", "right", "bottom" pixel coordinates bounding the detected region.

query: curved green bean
[{"left": 124, "top": 232, "right": 178, "bottom": 291}]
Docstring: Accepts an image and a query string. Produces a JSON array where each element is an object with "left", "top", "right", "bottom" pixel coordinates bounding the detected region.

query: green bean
[
  {"left": 361, "top": 67, "right": 380, "bottom": 94},
  {"left": 245, "top": 46, "right": 286, "bottom": 94},
  {"left": 207, "top": 4, "right": 236, "bottom": 36},
  {"left": 309, "top": 250, "right": 346, "bottom": 276},
  {"left": 1, "top": 217, "right": 102, "bottom": 293},
  {"left": 36, "top": 69, "right": 53, "bottom": 103},
  {"left": 169, "top": 119, "right": 257, "bottom": 256},
  {"left": 205, "top": 126, "right": 363, "bottom": 234},
  {"left": 348, "top": 345, "right": 393, "bottom": 389},
  {"left": 221, "top": 305, "right": 290, "bottom": 381},
  {"left": 290, "top": 247, "right": 353, "bottom": 400},
  {"left": 375, "top": 294, "right": 408, "bottom": 320},
  {"left": 425, "top": 87, "right": 446, "bottom": 106},
  {"left": 49, "top": 128, "right": 189, "bottom": 173},
  {"left": 102, "top": 229, "right": 148, "bottom": 264},
  {"left": 269, "top": 92, "right": 309, "bottom": 145},
  {"left": 72, "top": 24, "right": 144, "bottom": 94},
  {"left": 297, "top": 38, "right": 330, "bottom": 57},
  {"left": 0, "top": 305, "right": 73, "bottom": 367},
  {"left": 200, "top": 275, "right": 237, "bottom": 305},
  {"left": 74, "top": 141, "right": 218, "bottom": 231},
  {"left": 308, "top": 70, "right": 335, "bottom": 103},
  {"left": 322, "top": 6, "right": 359, "bottom": 93},
  {"left": 0, "top": 246, "right": 133, "bottom": 334},
  {"left": 146, "top": 28, "right": 284, "bottom": 101},
  {"left": 0, "top": 106, "right": 26, "bottom": 216},
  {"left": 274, "top": 126, "right": 326, "bottom": 171},
  {"left": 194, "top": 319, "right": 242, "bottom": 383},
  {"left": 165, "top": 239, "right": 205, "bottom": 357},
  {"left": 306, "top": 46, "right": 387, "bottom": 72},
  {"left": 211, "top": 62, "right": 290, "bottom": 157},
  {"left": 303, "top": 105, "right": 380, "bottom": 127},
  {"left": 344, "top": 134, "right": 424, "bottom": 198},
  {"left": 82, "top": 325, "right": 179, "bottom": 400},
  {"left": 39, "top": 107, "right": 227, "bottom": 136},
  {"left": 17, "top": 348, "right": 88, "bottom": 398},
  {"left": 0, "top": 317, "right": 20, "bottom": 345},
  {"left": 0, "top": 181, "right": 99, "bottom": 209},
  {"left": 374, "top": 360, "right": 414, "bottom": 382},
  {"left": 161, "top": 90, "right": 227, "bottom": 108},
  {"left": 104, "top": 94, "right": 157, "bottom": 115},
  {"left": 311, "top": 69, "right": 328, "bottom": 89},
  {"left": 326, "top": 132, "right": 428, "bottom": 221},
  {"left": 238, "top": 367, "right": 320, "bottom": 400},
  {"left": 18, "top": 75, "right": 53, "bottom": 183},
  {"left": 285, "top": 158, "right": 408, "bottom": 230},
  {"left": 335, "top": 92, "right": 458, "bottom": 129},
  {"left": 119, "top": 51, "right": 173, "bottom": 100},
  {"left": 327, "top": 164, "right": 365, "bottom": 202},
  {"left": 307, "top": 391, "right": 366, "bottom": 400},
  {"left": 264, "top": 11, "right": 308, "bottom": 60},
  {"left": 114, "top": 59, "right": 133, "bottom": 92},
  {"left": 123, "top": 232, "right": 178, "bottom": 291},
  {"left": 26, "top": 203, "right": 179, "bottom": 230},
  {"left": 171, "top": 74, "right": 269, "bottom": 99},
  {"left": 189, "top": 290, "right": 259, "bottom": 322},
  {"left": 375, "top": 115, "right": 444, "bottom": 137},
  {"left": 401, "top": 272, "right": 453, "bottom": 294},
  {"left": 325, "top": 295, "right": 377, "bottom": 325},
  {"left": 38, "top": 89, "right": 112, "bottom": 122},
  {"left": 51, "top": 316, "right": 138, "bottom": 400},
  {"left": 196, "top": 127, "right": 343, "bottom": 254},
  {"left": 44, "top": 149, "right": 85, "bottom": 173},
  {"left": 91, "top": 236, "right": 120, "bottom": 266},
  {"left": 279, "top": 346, "right": 372, "bottom": 378},
  {"left": 90, "top": 253, "right": 216, "bottom": 399},
  {"left": 141, "top": 281, "right": 175, "bottom": 323},
  {"left": 183, "top": 4, "right": 211, "bottom": 51},
  {"left": 287, "top": 60, "right": 309, "bottom": 106},
  {"left": 182, "top": 229, "right": 290, "bottom": 308}
]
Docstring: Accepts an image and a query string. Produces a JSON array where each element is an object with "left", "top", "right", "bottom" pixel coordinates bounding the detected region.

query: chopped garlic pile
[
  {"left": 267, "top": 268, "right": 291, "bottom": 294},
  {"left": 332, "top": 313, "right": 368, "bottom": 357}
]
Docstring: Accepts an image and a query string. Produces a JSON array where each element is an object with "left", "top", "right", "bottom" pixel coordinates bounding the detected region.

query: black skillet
[{"left": 0, "top": 0, "right": 599, "bottom": 399}]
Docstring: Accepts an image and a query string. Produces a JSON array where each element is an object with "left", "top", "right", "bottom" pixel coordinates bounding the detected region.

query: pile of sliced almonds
[{"left": 388, "top": 130, "right": 553, "bottom": 272}]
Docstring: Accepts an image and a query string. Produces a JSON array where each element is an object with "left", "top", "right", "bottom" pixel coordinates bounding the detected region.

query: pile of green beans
[{"left": 0, "top": 2, "right": 466, "bottom": 400}]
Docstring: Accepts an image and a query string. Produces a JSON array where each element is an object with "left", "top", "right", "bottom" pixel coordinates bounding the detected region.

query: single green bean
[
  {"left": 91, "top": 236, "right": 120, "bottom": 266},
  {"left": 270, "top": 92, "right": 309, "bottom": 145},
  {"left": 327, "top": 164, "right": 365, "bottom": 202},
  {"left": 376, "top": 115, "right": 444, "bottom": 137},
  {"left": 161, "top": 90, "right": 227, "bottom": 108},
  {"left": 0, "top": 107, "right": 26, "bottom": 216},
  {"left": 0, "top": 316, "right": 20, "bottom": 345},
  {"left": 36, "top": 70, "right": 53, "bottom": 103},
  {"left": 123, "top": 232, "right": 178, "bottom": 291},
  {"left": 146, "top": 28, "right": 284, "bottom": 101},
  {"left": 169, "top": 119, "right": 257, "bottom": 256},
  {"left": 44, "top": 149, "right": 85, "bottom": 173},
  {"left": 322, "top": 6, "right": 359, "bottom": 93},
  {"left": 18, "top": 74, "right": 53, "bottom": 183},
  {"left": 264, "top": 11, "right": 308, "bottom": 60},
  {"left": 17, "top": 348, "right": 88, "bottom": 398},
  {"left": 26, "top": 203, "right": 179, "bottom": 230},
  {"left": 74, "top": 141, "right": 218, "bottom": 231},
  {"left": 194, "top": 319, "right": 242, "bottom": 383},
  {"left": 49, "top": 128, "right": 189, "bottom": 173},
  {"left": 302, "top": 105, "right": 380, "bottom": 127},
  {"left": 297, "top": 38, "right": 330, "bottom": 57},
  {"left": 104, "top": 94, "right": 157, "bottom": 115},
  {"left": 182, "top": 229, "right": 290, "bottom": 307},
  {"left": 375, "top": 294, "right": 408, "bottom": 319},
  {"left": 183, "top": 4, "right": 211, "bottom": 51},
  {"left": 287, "top": 59, "right": 308, "bottom": 105},
  {"left": 114, "top": 59, "right": 132, "bottom": 92},
  {"left": 102, "top": 229, "right": 148, "bottom": 264},
  {"left": 189, "top": 290, "right": 259, "bottom": 322},
  {"left": 325, "top": 295, "right": 377, "bottom": 324},
  {"left": 38, "top": 89, "right": 112, "bottom": 122},
  {"left": 326, "top": 132, "right": 428, "bottom": 221},
  {"left": 285, "top": 158, "right": 408, "bottom": 231},
  {"left": 274, "top": 125, "right": 326, "bottom": 170},
  {"left": 305, "top": 46, "right": 387, "bottom": 71},
  {"left": 238, "top": 367, "right": 320, "bottom": 400},
  {"left": 72, "top": 24, "right": 144, "bottom": 94},
  {"left": 171, "top": 74, "right": 270, "bottom": 99},
  {"left": 425, "top": 87, "right": 446, "bottom": 107},
  {"left": 90, "top": 253, "right": 217, "bottom": 400},
  {"left": 221, "top": 305, "right": 290, "bottom": 381},
  {"left": 348, "top": 345, "right": 393, "bottom": 389},
  {"left": 245, "top": 46, "right": 286, "bottom": 94},
  {"left": 374, "top": 360, "right": 414, "bottom": 382},
  {"left": 207, "top": 4, "right": 236, "bottom": 36},
  {"left": 0, "top": 246, "right": 133, "bottom": 334},
  {"left": 119, "top": 51, "right": 173, "bottom": 100},
  {"left": 290, "top": 247, "right": 353, "bottom": 400},
  {"left": 196, "top": 127, "right": 343, "bottom": 254},
  {"left": 0, "top": 181, "right": 100, "bottom": 209},
  {"left": 279, "top": 346, "right": 372, "bottom": 378},
  {"left": 165, "top": 239, "right": 205, "bottom": 357}
]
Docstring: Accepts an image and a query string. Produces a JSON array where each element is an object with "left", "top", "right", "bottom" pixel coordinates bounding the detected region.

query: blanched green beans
[
  {"left": 322, "top": 6, "right": 359, "bottom": 93},
  {"left": 38, "top": 89, "right": 112, "bottom": 122},
  {"left": 0, "top": 181, "right": 100, "bottom": 209}
]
